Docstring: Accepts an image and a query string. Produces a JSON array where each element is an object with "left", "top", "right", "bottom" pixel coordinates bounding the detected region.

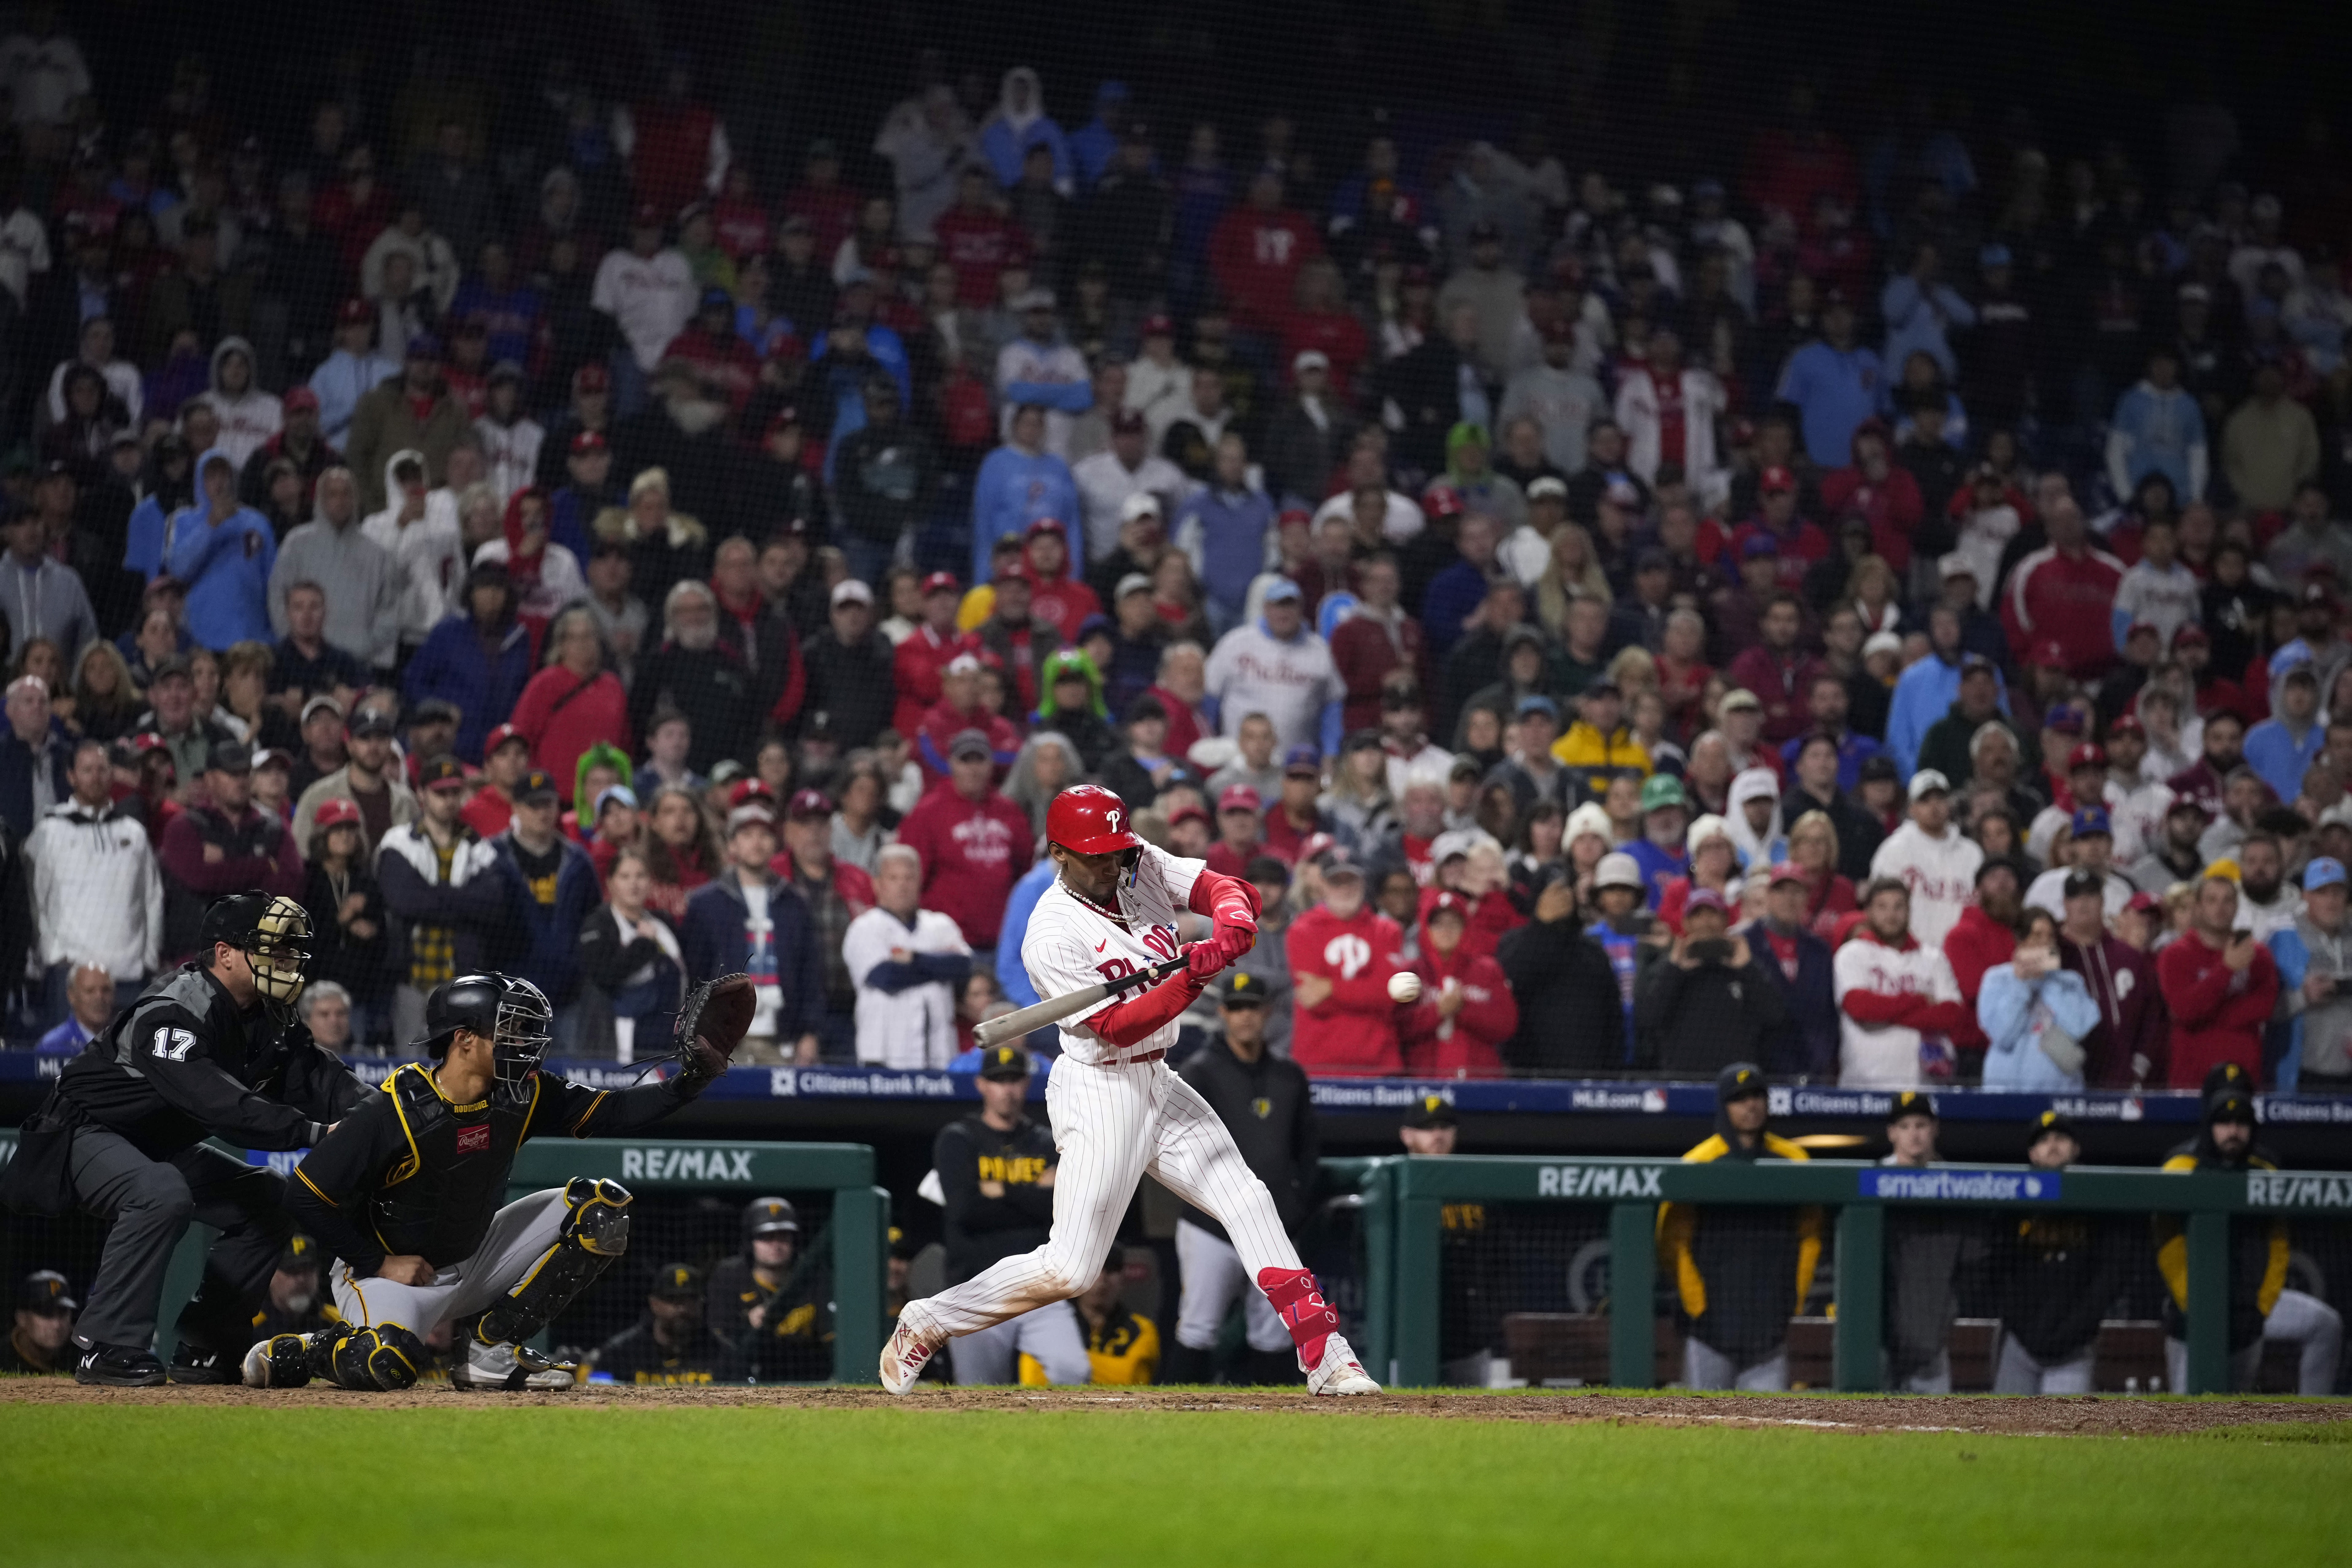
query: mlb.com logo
[{"left": 1640, "top": 1088, "right": 1668, "bottom": 1113}]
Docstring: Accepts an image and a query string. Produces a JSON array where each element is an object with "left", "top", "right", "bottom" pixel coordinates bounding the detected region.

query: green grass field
[{"left": 3, "top": 1396, "right": 2346, "bottom": 1567}]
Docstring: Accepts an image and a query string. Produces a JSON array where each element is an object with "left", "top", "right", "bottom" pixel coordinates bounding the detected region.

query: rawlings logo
[{"left": 455, "top": 1124, "right": 490, "bottom": 1155}]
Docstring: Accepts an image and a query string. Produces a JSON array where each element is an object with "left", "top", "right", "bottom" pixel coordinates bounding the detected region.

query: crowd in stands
[{"left": 7, "top": 17, "right": 2352, "bottom": 1091}]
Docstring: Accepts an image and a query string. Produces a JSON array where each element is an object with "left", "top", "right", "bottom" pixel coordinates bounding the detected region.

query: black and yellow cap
[
  {"left": 17, "top": 1268, "right": 75, "bottom": 1313},
  {"left": 2202, "top": 1061, "right": 2254, "bottom": 1105},
  {"left": 1403, "top": 1093, "right": 1458, "bottom": 1129},
  {"left": 2032, "top": 1109, "right": 2079, "bottom": 1139},
  {"left": 1716, "top": 1062, "right": 1766, "bottom": 1105},
  {"left": 278, "top": 1233, "right": 321, "bottom": 1271},
  {"left": 1888, "top": 1090, "right": 1938, "bottom": 1122},
  {"left": 651, "top": 1262, "right": 703, "bottom": 1301},
  {"left": 977, "top": 1044, "right": 1032, "bottom": 1081},
  {"left": 1217, "top": 970, "right": 1267, "bottom": 1007}
]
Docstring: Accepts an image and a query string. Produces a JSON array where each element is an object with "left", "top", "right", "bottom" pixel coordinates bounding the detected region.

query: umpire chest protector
[{"left": 366, "top": 1065, "right": 540, "bottom": 1266}]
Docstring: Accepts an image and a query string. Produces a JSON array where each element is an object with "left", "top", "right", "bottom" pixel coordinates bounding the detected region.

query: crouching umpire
[
  {"left": 0, "top": 892, "right": 367, "bottom": 1387},
  {"left": 251, "top": 970, "right": 757, "bottom": 1392}
]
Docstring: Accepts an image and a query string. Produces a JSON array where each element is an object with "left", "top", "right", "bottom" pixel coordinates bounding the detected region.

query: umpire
[
  {"left": 0, "top": 892, "right": 365, "bottom": 1386},
  {"left": 1164, "top": 970, "right": 1318, "bottom": 1386}
]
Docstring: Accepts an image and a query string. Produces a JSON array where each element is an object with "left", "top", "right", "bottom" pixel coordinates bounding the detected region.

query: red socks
[{"left": 1257, "top": 1268, "right": 1339, "bottom": 1367}]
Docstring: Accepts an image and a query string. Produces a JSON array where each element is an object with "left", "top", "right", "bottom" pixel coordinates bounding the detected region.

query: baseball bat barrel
[{"left": 972, "top": 951, "right": 1191, "bottom": 1049}]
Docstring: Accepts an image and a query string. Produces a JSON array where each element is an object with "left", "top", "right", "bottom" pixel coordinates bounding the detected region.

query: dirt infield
[{"left": 4, "top": 1379, "right": 2346, "bottom": 1436}]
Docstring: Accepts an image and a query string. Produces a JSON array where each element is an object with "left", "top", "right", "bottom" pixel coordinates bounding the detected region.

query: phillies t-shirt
[
  {"left": 1652, "top": 373, "right": 1688, "bottom": 468},
  {"left": 894, "top": 788, "right": 1035, "bottom": 948}
]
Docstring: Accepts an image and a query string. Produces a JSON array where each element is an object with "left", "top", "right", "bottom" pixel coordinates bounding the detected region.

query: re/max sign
[
  {"left": 619, "top": 1147, "right": 759, "bottom": 1182},
  {"left": 1535, "top": 1165, "right": 1664, "bottom": 1198}
]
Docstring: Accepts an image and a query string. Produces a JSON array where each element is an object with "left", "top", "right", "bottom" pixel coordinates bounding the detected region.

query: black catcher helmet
[
  {"left": 422, "top": 972, "right": 554, "bottom": 1090},
  {"left": 198, "top": 892, "right": 313, "bottom": 1004}
]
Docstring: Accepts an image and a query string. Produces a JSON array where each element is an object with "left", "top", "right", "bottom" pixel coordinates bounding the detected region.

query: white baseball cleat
[
  {"left": 879, "top": 1316, "right": 939, "bottom": 1393},
  {"left": 452, "top": 1339, "right": 579, "bottom": 1391},
  {"left": 1305, "top": 1333, "right": 1382, "bottom": 1396}
]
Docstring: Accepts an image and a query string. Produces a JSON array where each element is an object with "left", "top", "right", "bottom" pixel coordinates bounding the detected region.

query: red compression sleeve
[
  {"left": 1091, "top": 969, "right": 1208, "bottom": 1048},
  {"left": 1188, "top": 868, "right": 1261, "bottom": 925}
]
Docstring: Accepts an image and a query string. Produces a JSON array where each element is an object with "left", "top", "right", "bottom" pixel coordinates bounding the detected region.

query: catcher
[{"left": 256, "top": 970, "right": 756, "bottom": 1391}]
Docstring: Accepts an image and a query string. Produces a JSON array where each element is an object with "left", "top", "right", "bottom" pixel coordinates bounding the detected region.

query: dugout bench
[
  {"left": 145, "top": 1138, "right": 890, "bottom": 1382},
  {"left": 1349, "top": 1155, "right": 2352, "bottom": 1395}
]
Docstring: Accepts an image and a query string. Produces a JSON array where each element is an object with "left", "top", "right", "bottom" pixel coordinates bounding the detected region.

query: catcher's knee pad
[
  {"left": 332, "top": 1324, "right": 427, "bottom": 1391},
  {"left": 478, "top": 1179, "right": 632, "bottom": 1346}
]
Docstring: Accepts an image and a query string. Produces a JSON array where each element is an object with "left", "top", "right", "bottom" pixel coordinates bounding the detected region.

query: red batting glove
[
  {"left": 1210, "top": 921, "right": 1256, "bottom": 966},
  {"left": 1186, "top": 941, "right": 1225, "bottom": 982}
]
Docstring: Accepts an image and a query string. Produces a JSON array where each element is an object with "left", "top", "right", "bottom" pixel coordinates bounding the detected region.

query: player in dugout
[
  {"left": 707, "top": 1196, "right": 833, "bottom": 1382},
  {"left": 882, "top": 784, "right": 1380, "bottom": 1394},
  {"left": 1654, "top": 1063, "right": 1823, "bottom": 1391},
  {"left": 248, "top": 971, "right": 757, "bottom": 1391}
]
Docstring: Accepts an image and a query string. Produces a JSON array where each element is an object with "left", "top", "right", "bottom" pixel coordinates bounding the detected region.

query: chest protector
[{"left": 367, "top": 1065, "right": 537, "bottom": 1266}]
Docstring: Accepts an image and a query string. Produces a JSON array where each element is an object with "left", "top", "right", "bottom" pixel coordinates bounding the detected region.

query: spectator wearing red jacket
[
  {"left": 1725, "top": 593, "right": 1827, "bottom": 744},
  {"left": 892, "top": 572, "right": 970, "bottom": 740},
  {"left": 893, "top": 730, "right": 1035, "bottom": 960},
  {"left": 2002, "top": 498, "right": 2127, "bottom": 680},
  {"left": 1819, "top": 421, "right": 1924, "bottom": 573},
  {"left": 1207, "top": 167, "right": 1324, "bottom": 337},
  {"left": 1205, "top": 784, "right": 1268, "bottom": 878},
  {"left": 933, "top": 167, "right": 1031, "bottom": 307},
  {"left": 662, "top": 287, "right": 762, "bottom": 411},
  {"left": 916, "top": 652, "right": 1022, "bottom": 782},
  {"left": 2156, "top": 871, "right": 2281, "bottom": 1088},
  {"left": 1328, "top": 553, "right": 1427, "bottom": 734},
  {"left": 1940, "top": 859, "right": 2025, "bottom": 1056},
  {"left": 620, "top": 65, "right": 727, "bottom": 220},
  {"left": 1401, "top": 893, "right": 1518, "bottom": 1078},
  {"left": 1261, "top": 747, "right": 1340, "bottom": 865},
  {"left": 1730, "top": 467, "right": 1832, "bottom": 593},
  {"left": 1023, "top": 520, "right": 1101, "bottom": 644},
  {"left": 509, "top": 607, "right": 633, "bottom": 805},
  {"left": 1287, "top": 860, "right": 1412, "bottom": 1076}
]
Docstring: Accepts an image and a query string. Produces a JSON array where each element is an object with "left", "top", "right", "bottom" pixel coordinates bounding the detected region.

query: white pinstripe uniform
[{"left": 902, "top": 843, "right": 1308, "bottom": 1343}]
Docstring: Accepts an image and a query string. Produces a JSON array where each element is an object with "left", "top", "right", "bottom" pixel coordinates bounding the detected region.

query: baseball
[{"left": 1388, "top": 972, "right": 1423, "bottom": 1004}]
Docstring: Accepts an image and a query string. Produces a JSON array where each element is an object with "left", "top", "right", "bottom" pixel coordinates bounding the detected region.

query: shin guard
[
  {"left": 478, "top": 1178, "right": 632, "bottom": 1346},
  {"left": 1256, "top": 1267, "right": 1340, "bottom": 1370}
]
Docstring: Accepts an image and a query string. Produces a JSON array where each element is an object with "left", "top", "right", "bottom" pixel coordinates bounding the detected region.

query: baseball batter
[{"left": 881, "top": 785, "right": 1380, "bottom": 1394}]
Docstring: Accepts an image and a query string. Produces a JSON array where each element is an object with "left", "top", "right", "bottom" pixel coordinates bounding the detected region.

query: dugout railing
[
  {"left": 133, "top": 1138, "right": 890, "bottom": 1382},
  {"left": 1350, "top": 1155, "right": 2352, "bottom": 1394}
]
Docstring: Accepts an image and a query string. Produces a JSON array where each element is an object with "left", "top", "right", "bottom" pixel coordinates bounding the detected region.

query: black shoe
[
  {"left": 167, "top": 1341, "right": 236, "bottom": 1384},
  {"left": 76, "top": 1343, "right": 167, "bottom": 1386}
]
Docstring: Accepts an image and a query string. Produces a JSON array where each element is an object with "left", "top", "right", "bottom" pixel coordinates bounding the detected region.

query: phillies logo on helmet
[
  {"left": 1106, "top": 808, "right": 1121, "bottom": 833},
  {"left": 1047, "top": 785, "right": 1144, "bottom": 855}
]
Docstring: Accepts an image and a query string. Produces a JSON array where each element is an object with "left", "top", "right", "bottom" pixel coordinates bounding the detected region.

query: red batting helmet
[{"left": 1047, "top": 785, "right": 1143, "bottom": 856}]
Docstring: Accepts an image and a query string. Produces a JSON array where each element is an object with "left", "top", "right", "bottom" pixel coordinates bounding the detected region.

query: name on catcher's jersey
[{"left": 1022, "top": 842, "right": 1203, "bottom": 1065}]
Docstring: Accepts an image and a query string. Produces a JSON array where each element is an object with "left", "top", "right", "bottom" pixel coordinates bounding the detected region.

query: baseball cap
[
  {"left": 483, "top": 722, "right": 527, "bottom": 758},
  {"left": 1685, "top": 887, "right": 1729, "bottom": 915},
  {"left": 1515, "top": 693, "right": 1559, "bottom": 721},
  {"left": 1282, "top": 745, "right": 1321, "bottom": 778},
  {"left": 2027, "top": 639, "right": 2070, "bottom": 669},
  {"left": 1114, "top": 572, "right": 1154, "bottom": 603},
  {"left": 1426, "top": 890, "right": 1471, "bottom": 924},
  {"left": 1640, "top": 775, "right": 1688, "bottom": 813},
  {"left": 1888, "top": 1090, "right": 1938, "bottom": 1122},
  {"left": 282, "top": 384, "right": 319, "bottom": 414},
  {"left": 2067, "top": 743, "right": 2107, "bottom": 772},
  {"left": 2062, "top": 869, "right": 2109, "bottom": 903},
  {"left": 17, "top": 1268, "right": 75, "bottom": 1314},
  {"left": 405, "top": 331, "right": 444, "bottom": 361},
  {"left": 1024, "top": 516, "right": 1068, "bottom": 541},
  {"left": 1595, "top": 851, "right": 1644, "bottom": 891},
  {"left": 412, "top": 699, "right": 461, "bottom": 727},
  {"left": 2044, "top": 708, "right": 2086, "bottom": 737},
  {"left": 1218, "top": 784, "right": 1262, "bottom": 813},
  {"left": 1260, "top": 577, "right": 1304, "bottom": 605},
  {"left": 2307, "top": 856, "right": 2348, "bottom": 892},
  {"left": 206, "top": 740, "right": 252, "bottom": 775},
  {"left": 1292, "top": 349, "right": 1330, "bottom": 374},
  {"left": 949, "top": 728, "right": 994, "bottom": 762},
  {"left": 1908, "top": 768, "right": 1951, "bottom": 801},
  {"left": 150, "top": 653, "right": 193, "bottom": 684},
  {"left": 1767, "top": 860, "right": 1807, "bottom": 886},
  {"left": 336, "top": 297, "right": 372, "bottom": 326},
  {"left": 1217, "top": 970, "right": 1270, "bottom": 1007},
  {"left": 920, "top": 571, "right": 960, "bottom": 597},
  {"left": 1120, "top": 490, "right": 1164, "bottom": 523},
  {"left": 1936, "top": 551, "right": 1976, "bottom": 582},
  {"left": 727, "top": 800, "right": 777, "bottom": 832},
  {"left": 1402, "top": 1093, "right": 1458, "bottom": 1130},
  {"left": 787, "top": 788, "right": 832, "bottom": 820},
  {"left": 1141, "top": 313, "right": 1174, "bottom": 337},
  {"left": 977, "top": 1044, "right": 1033, "bottom": 1081},
  {"left": 1741, "top": 532, "right": 1780, "bottom": 559},
  {"left": 1528, "top": 475, "right": 1568, "bottom": 502},
  {"left": 1759, "top": 465, "right": 1796, "bottom": 494},
  {"left": 301, "top": 694, "right": 346, "bottom": 726},
  {"left": 251, "top": 747, "right": 293, "bottom": 773},
  {"left": 517, "top": 770, "right": 561, "bottom": 805},
  {"left": 650, "top": 1262, "right": 703, "bottom": 1301},
  {"left": 993, "top": 560, "right": 1032, "bottom": 586},
  {"left": 1717, "top": 1063, "right": 1767, "bottom": 1105},
  {"left": 569, "top": 429, "right": 609, "bottom": 457},
  {"left": 314, "top": 797, "right": 363, "bottom": 831},
  {"left": 420, "top": 756, "right": 469, "bottom": 792},
  {"left": 1319, "top": 853, "right": 1366, "bottom": 884},
  {"left": 348, "top": 707, "right": 397, "bottom": 739},
  {"left": 2108, "top": 714, "right": 2145, "bottom": 739},
  {"left": 831, "top": 579, "right": 874, "bottom": 608},
  {"left": 1718, "top": 688, "right": 1763, "bottom": 714}
]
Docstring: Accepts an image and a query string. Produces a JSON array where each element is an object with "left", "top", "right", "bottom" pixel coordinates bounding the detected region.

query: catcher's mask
[
  {"left": 200, "top": 891, "right": 313, "bottom": 1004},
  {"left": 425, "top": 972, "right": 555, "bottom": 1091}
]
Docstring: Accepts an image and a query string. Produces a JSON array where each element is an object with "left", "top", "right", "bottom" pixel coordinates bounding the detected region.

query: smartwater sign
[{"left": 1860, "top": 1168, "right": 2061, "bottom": 1201}]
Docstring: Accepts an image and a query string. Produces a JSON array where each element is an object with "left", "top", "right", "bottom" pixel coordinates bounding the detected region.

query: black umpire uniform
[{"left": 1, "top": 893, "right": 364, "bottom": 1385}]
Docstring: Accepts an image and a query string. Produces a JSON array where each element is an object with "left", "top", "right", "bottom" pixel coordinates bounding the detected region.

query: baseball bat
[{"left": 973, "top": 951, "right": 1192, "bottom": 1048}]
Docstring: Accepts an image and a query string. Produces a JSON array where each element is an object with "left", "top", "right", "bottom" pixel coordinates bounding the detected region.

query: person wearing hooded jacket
[
  {"left": 166, "top": 447, "right": 277, "bottom": 649},
  {"left": 1030, "top": 647, "right": 1117, "bottom": 773},
  {"left": 1399, "top": 891, "right": 1517, "bottom": 1077},
  {"left": 1655, "top": 1064, "right": 1823, "bottom": 1390},
  {"left": 1977, "top": 907, "right": 2102, "bottom": 1091},
  {"left": 978, "top": 68, "right": 1072, "bottom": 192},
  {"left": 360, "top": 449, "right": 464, "bottom": 666},
  {"left": 268, "top": 464, "right": 401, "bottom": 671},
  {"left": 401, "top": 562, "right": 531, "bottom": 764},
  {"left": 2155, "top": 1079, "right": 2343, "bottom": 1394},
  {"left": 197, "top": 338, "right": 282, "bottom": 470}
]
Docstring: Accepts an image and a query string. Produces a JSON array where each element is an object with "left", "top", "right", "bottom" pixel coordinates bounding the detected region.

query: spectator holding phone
[
  {"left": 2157, "top": 867, "right": 2281, "bottom": 1087},
  {"left": 1635, "top": 889, "right": 1787, "bottom": 1076}
]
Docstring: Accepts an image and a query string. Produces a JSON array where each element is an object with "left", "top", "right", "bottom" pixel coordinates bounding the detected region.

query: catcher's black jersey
[{"left": 286, "top": 1064, "right": 691, "bottom": 1274}]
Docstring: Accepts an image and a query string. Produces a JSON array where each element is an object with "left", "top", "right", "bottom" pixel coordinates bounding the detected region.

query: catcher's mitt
[{"left": 674, "top": 973, "right": 757, "bottom": 1088}]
